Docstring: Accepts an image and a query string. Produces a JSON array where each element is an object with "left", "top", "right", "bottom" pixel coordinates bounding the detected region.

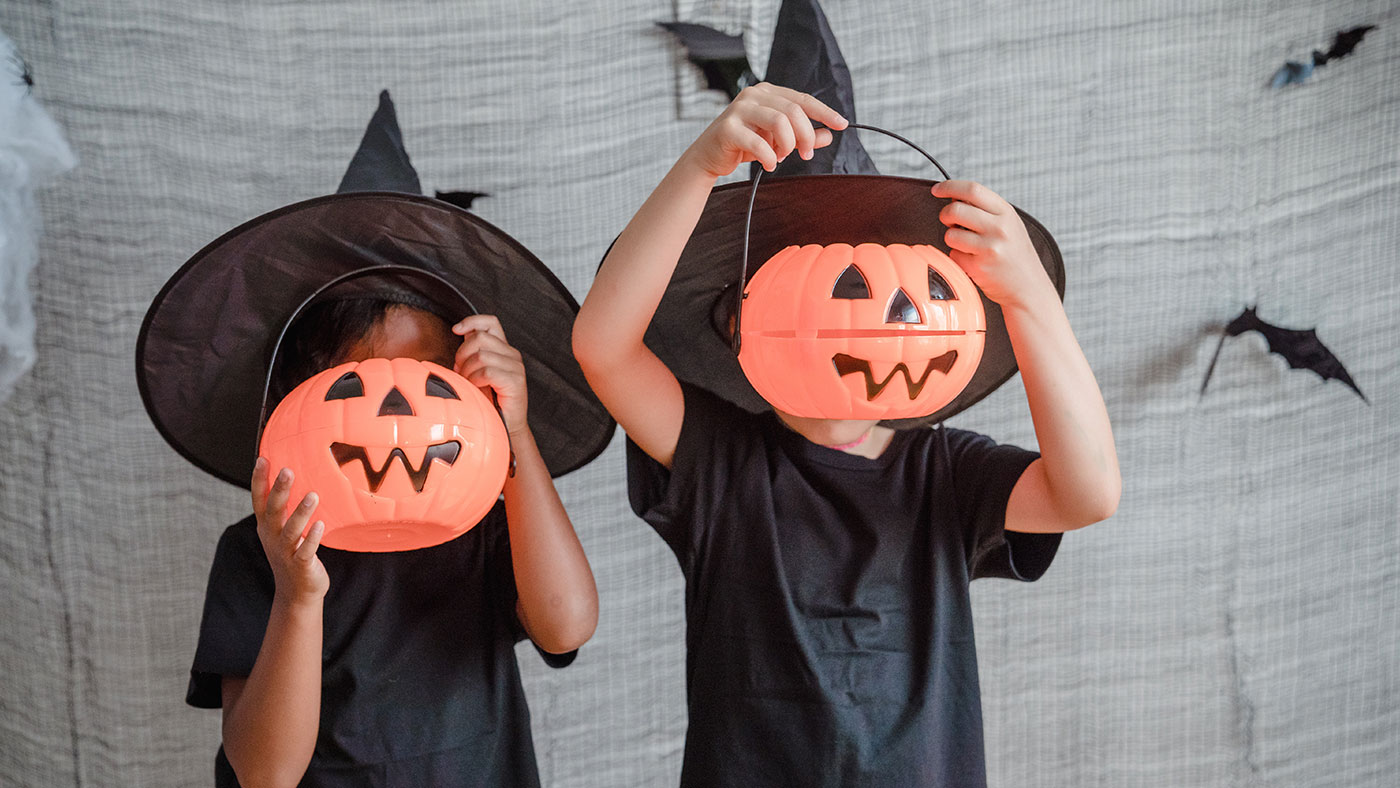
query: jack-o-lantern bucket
[
  {"left": 259, "top": 357, "right": 510, "bottom": 552},
  {"left": 738, "top": 242, "right": 985, "bottom": 419}
]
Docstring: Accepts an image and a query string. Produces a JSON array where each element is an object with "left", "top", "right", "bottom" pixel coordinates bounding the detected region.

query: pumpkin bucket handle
[
  {"left": 731, "top": 123, "right": 951, "bottom": 355},
  {"left": 256, "top": 266, "right": 478, "bottom": 453}
]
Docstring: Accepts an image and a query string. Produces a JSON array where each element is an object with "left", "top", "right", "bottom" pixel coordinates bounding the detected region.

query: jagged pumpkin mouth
[
  {"left": 832, "top": 352, "right": 959, "bottom": 400},
  {"left": 329, "top": 441, "right": 462, "bottom": 493}
]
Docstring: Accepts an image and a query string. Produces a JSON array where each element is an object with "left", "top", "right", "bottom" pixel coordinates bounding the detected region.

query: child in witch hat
[
  {"left": 574, "top": 1, "right": 1119, "bottom": 785},
  {"left": 139, "top": 92, "right": 612, "bottom": 787}
]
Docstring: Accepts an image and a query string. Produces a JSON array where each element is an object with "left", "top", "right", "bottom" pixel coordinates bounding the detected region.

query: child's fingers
[
  {"left": 294, "top": 521, "right": 325, "bottom": 564},
  {"left": 932, "top": 180, "right": 1009, "bottom": 215},
  {"left": 458, "top": 326, "right": 520, "bottom": 357},
  {"left": 813, "top": 127, "right": 834, "bottom": 149},
  {"left": 455, "top": 334, "right": 523, "bottom": 378},
  {"left": 258, "top": 467, "right": 294, "bottom": 531},
  {"left": 729, "top": 124, "right": 779, "bottom": 171},
  {"left": 938, "top": 199, "right": 997, "bottom": 235},
  {"left": 764, "top": 84, "right": 848, "bottom": 130},
  {"left": 459, "top": 351, "right": 524, "bottom": 389},
  {"left": 780, "top": 101, "right": 817, "bottom": 159},
  {"left": 452, "top": 314, "right": 507, "bottom": 342},
  {"left": 250, "top": 457, "right": 270, "bottom": 505},
  {"left": 748, "top": 105, "right": 797, "bottom": 161},
  {"left": 944, "top": 227, "right": 990, "bottom": 256},
  {"left": 280, "top": 492, "right": 318, "bottom": 547},
  {"left": 947, "top": 249, "right": 978, "bottom": 271}
]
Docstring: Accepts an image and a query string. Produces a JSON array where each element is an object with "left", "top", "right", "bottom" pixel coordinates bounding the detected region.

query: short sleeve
[
  {"left": 187, "top": 518, "right": 274, "bottom": 708},
  {"left": 483, "top": 503, "right": 577, "bottom": 669},
  {"left": 625, "top": 382, "right": 745, "bottom": 560},
  {"left": 942, "top": 428, "right": 1061, "bottom": 582}
]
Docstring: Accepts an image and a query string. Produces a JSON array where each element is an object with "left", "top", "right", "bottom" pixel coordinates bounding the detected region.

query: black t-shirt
[
  {"left": 627, "top": 383, "right": 1060, "bottom": 788},
  {"left": 187, "top": 502, "right": 572, "bottom": 788}
]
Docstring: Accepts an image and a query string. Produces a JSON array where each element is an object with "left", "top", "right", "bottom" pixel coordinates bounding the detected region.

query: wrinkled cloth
[{"left": 0, "top": 31, "right": 76, "bottom": 403}]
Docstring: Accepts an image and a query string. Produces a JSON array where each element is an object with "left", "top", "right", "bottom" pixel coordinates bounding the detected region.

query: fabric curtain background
[{"left": 0, "top": 1, "right": 1395, "bottom": 785}]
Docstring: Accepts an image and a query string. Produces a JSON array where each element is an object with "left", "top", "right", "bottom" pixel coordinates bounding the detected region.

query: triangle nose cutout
[
  {"left": 378, "top": 387, "right": 415, "bottom": 416},
  {"left": 885, "top": 288, "right": 921, "bottom": 323}
]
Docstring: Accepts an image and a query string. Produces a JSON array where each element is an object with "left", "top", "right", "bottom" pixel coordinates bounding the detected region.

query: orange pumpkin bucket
[
  {"left": 260, "top": 357, "right": 510, "bottom": 552},
  {"left": 729, "top": 124, "right": 985, "bottom": 420},
  {"left": 738, "top": 242, "right": 984, "bottom": 419}
]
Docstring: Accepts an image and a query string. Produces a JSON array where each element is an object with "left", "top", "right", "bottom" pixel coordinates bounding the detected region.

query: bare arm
[
  {"left": 454, "top": 316, "right": 598, "bottom": 653},
  {"left": 933, "top": 180, "right": 1121, "bottom": 533},
  {"left": 572, "top": 84, "right": 847, "bottom": 468},
  {"left": 222, "top": 462, "right": 327, "bottom": 788}
]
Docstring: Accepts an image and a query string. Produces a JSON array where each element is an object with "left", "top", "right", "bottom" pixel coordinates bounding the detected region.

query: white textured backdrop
[{"left": 0, "top": 1, "right": 1396, "bottom": 786}]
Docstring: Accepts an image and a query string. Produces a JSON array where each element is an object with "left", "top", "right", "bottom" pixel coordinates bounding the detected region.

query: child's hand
[
  {"left": 932, "top": 180, "right": 1055, "bottom": 309},
  {"left": 452, "top": 315, "right": 529, "bottom": 437},
  {"left": 683, "top": 83, "right": 848, "bottom": 178},
  {"left": 251, "top": 458, "right": 328, "bottom": 604}
]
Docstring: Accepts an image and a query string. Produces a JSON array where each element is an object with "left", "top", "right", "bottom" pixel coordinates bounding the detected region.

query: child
[
  {"left": 211, "top": 300, "right": 596, "bottom": 788},
  {"left": 138, "top": 92, "right": 612, "bottom": 786},
  {"left": 573, "top": 83, "right": 1120, "bottom": 787}
]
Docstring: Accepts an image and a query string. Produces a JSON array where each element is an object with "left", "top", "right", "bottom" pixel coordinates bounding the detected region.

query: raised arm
[
  {"left": 572, "top": 84, "right": 847, "bottom": 468},
  {"left": 222, "top": 461, "right": 327, "bottom": 788},
  {"left": 932, "top": 180, "right": 1121, "bottom": 533},
  {"left": 454, "top": 316, "right": 598, "bottom": 654}
]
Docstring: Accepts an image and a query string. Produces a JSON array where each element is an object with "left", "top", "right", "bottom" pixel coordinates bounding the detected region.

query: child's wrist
[
  {"left": 675, "top": 146, "right": 725, "bottom": 182},
  {"left": 274, "top": 588, "right": 326, "bottom": 611},
  {"left": 997, "top": 276, "right": 1061, "bottom": 318}
]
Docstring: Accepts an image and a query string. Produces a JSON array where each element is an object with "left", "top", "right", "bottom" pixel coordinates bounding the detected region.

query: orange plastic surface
[
  {"left": 738, "top": 243, "right": 985, "bottom": 419},
  {"left": 259, "top": 358, "right": 509, "bottom": 552}
]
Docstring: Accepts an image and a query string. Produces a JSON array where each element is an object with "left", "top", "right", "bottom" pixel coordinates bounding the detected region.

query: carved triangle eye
[
  {"left": 885, "top": 288, "right": 921, "bottom": 324},
  {"left": 425, "top": 373, "right": 460, "bottom": 399},
  {"left": 378, "top": 387, "right": 415, "bottom": 417},
  {"left": 928, "top": 267, "right": 956, "bottom": 300},
  {"left": 831, "top": 264, "right": 871, "bottom": 299},
  {"left": 324, "top": 372, "right": 365, "bottom": 400}
]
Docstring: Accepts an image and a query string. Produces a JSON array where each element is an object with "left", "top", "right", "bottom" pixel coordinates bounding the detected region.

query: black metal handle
[
  {"left": 255, "top": 265, "right": 480, "bottom": 453},
  {"left": 730, "top": 123, "right": 951, "bottom": 355}
]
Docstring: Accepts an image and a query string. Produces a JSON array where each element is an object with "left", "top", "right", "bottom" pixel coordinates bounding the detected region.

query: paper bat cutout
[
  {"left": 1200, "top": 306, "right": 1366, "bottom": 402},
  {"left": 1270, "top": 25, "right": 1376, "bottom": 88},
  {"left": 657, "top": 22, "right": 754, "bottom": 100},
  {"left": 434, "top": 190, "right": 488, "bottom": 210},
  {"left": 1315, "top": 25, "right": 1376, "bottom": 66}
]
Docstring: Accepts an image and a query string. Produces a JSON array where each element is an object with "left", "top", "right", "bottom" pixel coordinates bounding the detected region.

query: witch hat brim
[
  {"left": 646, "top": 174, "right": 1064, "bottom": 427},
  {"left": 137, "top": 94, "right": 613, "bottom": 487}
]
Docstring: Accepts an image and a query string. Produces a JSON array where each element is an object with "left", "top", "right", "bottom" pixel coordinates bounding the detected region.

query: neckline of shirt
[{"left": 765, "top": 412, "right": 919, "bottom": 470}]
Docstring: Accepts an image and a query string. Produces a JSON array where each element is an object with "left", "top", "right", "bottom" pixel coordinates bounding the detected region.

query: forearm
[
  {"left": 222, "top": 598, "right": 323, "bottom": 788},
  {"left": 1002, "top": 283, "right": 1121, "bottom": 524},
  {"left": 502, "top": 429, "right": 598, "bottom": 653}
]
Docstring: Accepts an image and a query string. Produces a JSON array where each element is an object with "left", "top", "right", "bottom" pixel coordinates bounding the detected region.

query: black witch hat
[
  {"left": 138, "top": 91, "right": 614, "bottom": 486},
  {"left": 648, "top": 0, "right": 1064, "bottom": 427}
]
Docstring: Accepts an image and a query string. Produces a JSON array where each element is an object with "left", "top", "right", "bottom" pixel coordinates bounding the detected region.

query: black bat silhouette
[
  {"left": 1314, "top": 25, "right": 1376, "bottom": 67},
  {"left": 434, "top": 190, "right": 488, "bottom": 210},
  {"left": 1200, "top": 306, "right": 1366, "bottom": 402},
  {"left": 657, "top": 21, "right": 754, "bottom": 100},
  {"left": 1271, "top": 24, "right": 1377, "bottom": 87}
]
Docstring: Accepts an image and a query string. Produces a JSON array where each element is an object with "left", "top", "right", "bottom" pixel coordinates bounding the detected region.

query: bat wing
[
  {"left": 657, "top": 22, "right": 754, "bottom": 100},
  {"left": 1224, "top": 307, "right": 1366, "bottom": 401},
  {"left": 1318, "top": 25, "right": 1377, "bottom": 65},
  {"left": 1270, "top": 59, "right": 1314, "bottom": 88},
  {"left": 434, "top": 190, "right": 488, "bottom": 210}
]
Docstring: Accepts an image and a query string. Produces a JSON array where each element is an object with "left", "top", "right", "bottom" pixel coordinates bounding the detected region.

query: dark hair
[{"left": 266, "top": 290, "right": 451, "bottom": 406}]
